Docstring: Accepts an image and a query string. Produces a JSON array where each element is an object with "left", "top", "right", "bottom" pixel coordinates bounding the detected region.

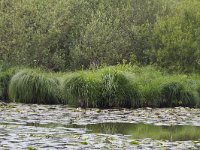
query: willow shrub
[
  {"left": 9, "top": 69, "right": 61, "bottom": 104},
  {"left": 0, "top": 67, "right": 19, "bottom": 101},
  {"left": 62, "top": 71, "right": 101, "bottom": 107}
]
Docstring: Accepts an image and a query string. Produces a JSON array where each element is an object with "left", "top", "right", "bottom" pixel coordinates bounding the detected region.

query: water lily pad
[
  {"left": 80, "top": 141, "right": 88, "bottom": 145},
  {"left": 96, "top": 109, "right": 101, "bottom": 113},
  {"left": 27, "top": 147, "right": 37, "bottom": 150},
  {"left": 130, "top": 141, "right": 139, "bottom": 145}
]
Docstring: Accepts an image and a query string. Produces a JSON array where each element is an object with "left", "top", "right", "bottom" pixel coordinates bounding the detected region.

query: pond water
[
  {"left": 0, "top": 102, "right": 200, "bottom": 149},
  {"left": 22, "top": 122, "right": 200, "bottom": 141},
  {"left": 83, "top": 123, "right": 200, "bottom": 141}
]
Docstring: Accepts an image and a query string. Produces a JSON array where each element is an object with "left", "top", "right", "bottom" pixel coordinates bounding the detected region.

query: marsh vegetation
[
  {"left": 1, "top": 0, "right": 200, "bottom": 149},
  {"left": 0, "top": 64, "right": 199, "bottom": 108}
]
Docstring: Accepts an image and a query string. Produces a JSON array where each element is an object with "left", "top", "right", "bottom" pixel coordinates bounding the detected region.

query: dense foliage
[
  {"left": 0, "top": 64, "right": 199, "bottom": 108},
  {"left": 0, "top": 0, "right": 199, "bottom": 72}
]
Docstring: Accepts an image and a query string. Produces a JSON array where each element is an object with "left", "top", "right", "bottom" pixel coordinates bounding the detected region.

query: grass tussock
[
  {"left": 0, "top": 67, "right": 19, "bottom": 101},
  {"left": 1, "top": 64, "right": 199, "bottom": 108},
  {"left": 63, "top": 71, "right": 101, "bottom": 107},
  {"left": 9, "top": 69, "right": 61, "bottom": 104},
  {"left": 159, "top": 76, "right": 198, "bottom": 107},
  {"left": 62, "top": 68, "right": 140, "bottom": 108},
  {"left": 98, "top": 69, "right": 140, "bottom": 108}
]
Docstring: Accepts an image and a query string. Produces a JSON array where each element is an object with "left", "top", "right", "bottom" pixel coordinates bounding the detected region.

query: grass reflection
[{"left": 86, "top": 123, "right": 200, "bottom": 141}]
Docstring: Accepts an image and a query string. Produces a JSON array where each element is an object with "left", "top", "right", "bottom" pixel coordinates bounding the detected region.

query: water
[
  {"left": 85, "top": 123, "right": 200, "bottom": 141},
  {"left": 2, "top": 121, "right": 200, "bottom": 141},
  {"left": 1, "top": 122, "right": 200, "bottom": 149},
  {"left": 19, "top": 122, "right": 200, "bottom": 141},
  {"left": 1, "top": 103, "right": 200, "bottom": 149}
]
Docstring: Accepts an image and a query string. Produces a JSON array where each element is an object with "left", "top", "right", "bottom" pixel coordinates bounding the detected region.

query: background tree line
[{"left": 0, "top": 0, "right": 199, "bottom": 72}]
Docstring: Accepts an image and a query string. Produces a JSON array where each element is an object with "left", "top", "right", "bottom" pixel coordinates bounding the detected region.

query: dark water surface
[
  {"left": 84, "top": 123, "right": 200, "bottom": 141},
  {"left": 20, "top": 122, "right": 200, "bottom": 141}
]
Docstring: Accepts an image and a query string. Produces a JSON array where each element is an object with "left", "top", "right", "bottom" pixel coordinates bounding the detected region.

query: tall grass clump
[
  {"left": 3, "top": 64, "right": 200, "bottom": 108},
  {"left": 62, "top": 71, "right": 101, "bottom": 107},
  {"left": 9, "top": 69, "right": 61, "bottom": 104},
  {"left": 0, "top": 67, "right": 19, "bottom": 101},
  {"left": 139, "top": 74, "right": 200, "bottom": 108},
  {"left": 133, "top": 67, "right": 165, "bottom": 107},
  {"left": 98, "top": 68, "right": 140, "bottom": 108},
  {"left": 138, "top": 78, "right": 163, "bottom": 107},
  {"left": 139, "top": 77, "right": 199, "bottom": 108},
  {"left": 190, "top": 74, "right": 200, "bottom": 100},
  {"left": 159, "top": 75, "right": 199, "bottom": 107}
]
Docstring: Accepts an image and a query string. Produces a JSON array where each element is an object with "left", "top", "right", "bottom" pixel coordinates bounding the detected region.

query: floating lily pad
[
  {"left": 130, "top": 141, "right": 139, "bottom": 145},
  {"left": 80, "top": 141, "right": 88, "bottom": 145},
  {"left": 27, "top": 147, "right": 37, "bottom": 150}
]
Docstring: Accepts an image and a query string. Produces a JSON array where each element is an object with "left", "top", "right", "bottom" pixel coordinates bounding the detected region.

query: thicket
[
  {"left": 0, "top": 64, "right": 199, "bottom": 108},
  {"left": 0, "top": 0, "right": 199, "bottom": 72}
]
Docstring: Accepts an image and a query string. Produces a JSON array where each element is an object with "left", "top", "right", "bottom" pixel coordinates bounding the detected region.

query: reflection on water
[
  {"left": 25, "top": 122, "right": 200, "bottom": 141},
  {"left": 85, "top": 123, "right": 200, "bottom": 141}
]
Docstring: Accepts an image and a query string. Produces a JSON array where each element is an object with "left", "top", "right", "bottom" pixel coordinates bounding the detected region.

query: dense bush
[
  {"left": 150, "top": 0, "right": 200, "bottom": 72},
  {"left": 1, "top": 0, "right": 199, "bottom": 72},
  {"left": 135, "top": 74, "right": 199, "bottom": 108}
]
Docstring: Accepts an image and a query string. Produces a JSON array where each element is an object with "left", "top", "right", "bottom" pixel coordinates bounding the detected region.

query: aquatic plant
[{"left": 9, "top": 69, "right": 61, "bottom": 104}]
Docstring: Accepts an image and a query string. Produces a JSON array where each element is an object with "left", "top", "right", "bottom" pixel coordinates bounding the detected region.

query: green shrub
[
  {"left": 190, "top": 74, "right": 200, "bottom": 98},
  {"left": 150, "top": 0, "right": 200, "bottom": 73},
  {"left": 9, "top": 69, "right": 61, "bottom": 104}
]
